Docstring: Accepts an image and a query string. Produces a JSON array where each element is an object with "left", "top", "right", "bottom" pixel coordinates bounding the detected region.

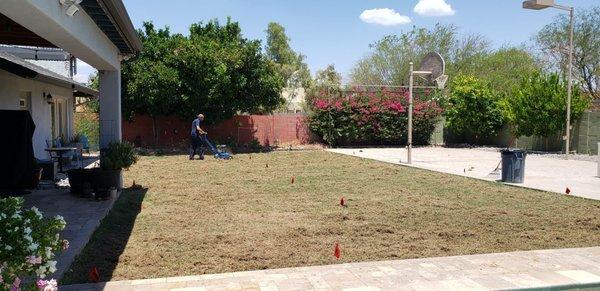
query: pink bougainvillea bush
[
  {"left": 308, "top": 88, "right": 442, "bottom": 146},
  {"left": 0, "top": 197, "right": 68, "bottom": 291}
]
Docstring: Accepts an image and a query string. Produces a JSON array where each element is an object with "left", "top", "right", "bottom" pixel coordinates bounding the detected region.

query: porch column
[{"left": 98, "top": 69, "right": 122, "bottom": 149}]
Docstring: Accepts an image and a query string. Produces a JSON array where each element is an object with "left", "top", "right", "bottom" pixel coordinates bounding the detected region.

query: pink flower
[
  {"left": 334, "top": 101, "right": 343, "bottom": 110},
  {"left": 26, "top": 256, "right": 42, "bottom": 265},
  {"left": 383, "top": 100, "right": 405, "bottom": 113},
  {"left": 314, "top": 99, "right": 329, "bottom": 110},
  {"left": 11, "top": 277, "right": 20, "bottom": 291}
]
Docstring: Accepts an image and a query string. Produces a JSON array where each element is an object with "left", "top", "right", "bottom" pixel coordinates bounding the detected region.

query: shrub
[
  {"left": 504, "top": 71, "right": 590, "bottom": 138},
  {"left": 74, "top": 113, "right": 99, "bottom": 150},
  {"left": 0, "top": 197, "right": 68, "bottom": 291},
  {"left": 445, "top": 75, "right": 505, "bottom": 142},
  {"left": 308, "top": 88, "right": 442, "bottom": 146},
  {"left": 101, "top": 142, "right": 138, "bottom": 170},
  {"left": 247, "top": 138, "right": 263, "bottom": 153}
]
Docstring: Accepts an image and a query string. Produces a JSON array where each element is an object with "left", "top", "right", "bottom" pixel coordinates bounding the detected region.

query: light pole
[{"left": 523, "top": 0, "right": 574, "bottom": 158}]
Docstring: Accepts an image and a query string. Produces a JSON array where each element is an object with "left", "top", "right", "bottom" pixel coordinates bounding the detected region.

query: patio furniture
[
  {"left": 80, "top": 135, "right": 90, "bottom": 154},
  {"left": 45, "top": 147, "right": 78, "bottom": 173}
]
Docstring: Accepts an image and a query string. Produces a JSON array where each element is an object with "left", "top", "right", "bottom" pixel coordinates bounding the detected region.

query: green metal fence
[{"left": 433, "top": 111, "right": 599, "bottom": 155}]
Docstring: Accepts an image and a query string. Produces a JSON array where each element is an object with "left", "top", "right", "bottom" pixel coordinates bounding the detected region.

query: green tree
[
  {"left": 121, "top": 19, "right": 285, "bottom": 135},
  {"left": 176, "top": 19, "right": 284, "bottom": 120},
  {"left": 464, "top": 47, "right": 539, "bottom": 96},
  {"left": 445, "top": 75, "right": 504, "bottom": 142},
  {"left": 504, "top": 72, "right": 589, "bottom": 138},
  {"left": 314, "top": 64, "right": 342, "bottom": 90},
  {"left": 265, "top": 22, "right": 312, "bottom": 89},
  {"left": 349, "top": 24, "right": 489, "bottom": 86},
  {"left": 305, "top": 64, "right": 343, "bottom": 108},
  {"left": 536, "top": 6, "right": 600, "bottom": 99},
  {"left": 121, "top": 22, "right": 183, "bottom": 145}
]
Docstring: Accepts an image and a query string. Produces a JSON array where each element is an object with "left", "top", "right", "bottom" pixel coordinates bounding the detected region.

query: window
[{"left": 51, "top": 98, "right": 68, "bottom": 141}]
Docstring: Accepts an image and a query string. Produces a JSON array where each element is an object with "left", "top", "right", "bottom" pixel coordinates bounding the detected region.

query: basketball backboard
[{"left": 418, "top": 52, "right": 447, "bottom": 89}]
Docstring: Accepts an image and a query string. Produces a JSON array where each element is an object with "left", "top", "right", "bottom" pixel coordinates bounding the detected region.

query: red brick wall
[{"left": 122, "top": 114, "right": 311, "bottom": 148}]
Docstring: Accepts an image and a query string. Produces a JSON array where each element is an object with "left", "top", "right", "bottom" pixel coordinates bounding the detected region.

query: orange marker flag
[
  {"left": 88, "top": 266, "right": 100, "bottom": 283},
  {"left": 334, "top": 242, "right": 341, "bottom": 259},
  {"left": 340, "top": 197, "right": 346, "bottom": 207}
]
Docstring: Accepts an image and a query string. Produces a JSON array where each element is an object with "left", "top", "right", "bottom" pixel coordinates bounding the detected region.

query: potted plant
[
  {"left": 67, "top": 167, "right": 93, "bottom": 196},
  {"left": 91, "top": 141, "right": 138, "bottom": 199},
  {"left": 67, "top": 142, "right": 137, "bottom": 199}
]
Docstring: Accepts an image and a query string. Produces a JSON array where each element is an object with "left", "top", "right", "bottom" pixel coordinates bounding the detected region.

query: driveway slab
[{"left": 328, "top": 147, "right": 600, "bottom": 200}]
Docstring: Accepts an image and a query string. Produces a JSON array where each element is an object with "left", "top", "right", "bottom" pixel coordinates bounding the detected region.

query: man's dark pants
[{"left": 189, "top": 135, "right": 206, "bottom": 160}]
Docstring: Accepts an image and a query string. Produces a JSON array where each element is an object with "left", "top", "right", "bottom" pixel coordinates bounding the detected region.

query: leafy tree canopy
[
  {"left": 348, "top": 24, "right": 540, "bottom": 99},
  {"left": 349, "top": 24, "right": 489, "bottom": 87},
  {"left": 314, "top": 65, "right": 342, "bottom": 90},
  {"left": 122, "top": 20, "right": 285, "bottom": 125},
  {"left": 265, "top": 22, "right": 312, "bottom": 89},
  {"left": 503, "top": 71, "right": 589, "bottom": 138},
  {"left": 536, "top": 6, "right": 600, "bottom": 99}
]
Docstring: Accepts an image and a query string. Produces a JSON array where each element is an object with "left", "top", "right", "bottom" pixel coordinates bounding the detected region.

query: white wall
[{"left": 0, "top": 70, "right": 74, "bottom": 159}]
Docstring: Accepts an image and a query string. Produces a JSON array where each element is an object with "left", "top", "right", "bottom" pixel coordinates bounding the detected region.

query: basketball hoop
[
  {"left": 419, "top": 52, "right": 445, "bottom": 84},
  {"left": 434, "top": 74, "right": 448, "bottom": 90},
  {"left": 407, "top": 52, "right": 446, "bottom": 165}
]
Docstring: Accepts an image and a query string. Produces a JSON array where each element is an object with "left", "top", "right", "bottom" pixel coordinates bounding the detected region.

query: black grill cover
[{"left": 0, "top": 110, "right": 36, "bottom": 194}]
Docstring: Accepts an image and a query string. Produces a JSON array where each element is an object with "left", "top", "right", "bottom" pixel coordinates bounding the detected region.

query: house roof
[
  {"left": 0, "top": 51, "right": 98, "bottom": 97},
  {"left": 80, "top": 0, "right": 142, "bottom": 55}
]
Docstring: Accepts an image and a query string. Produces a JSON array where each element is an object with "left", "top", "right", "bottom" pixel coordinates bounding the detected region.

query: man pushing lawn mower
[
  {"left": 189, "top": 113, "right": 233, "bottom": 160},
  {"left": 189, "top": 113, "right": 207, "bottom": 160}
]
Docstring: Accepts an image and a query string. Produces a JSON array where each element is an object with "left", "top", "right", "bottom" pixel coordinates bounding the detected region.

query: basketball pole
[{"left": 408, "top": 62, "right": 414, "bottom": 164}]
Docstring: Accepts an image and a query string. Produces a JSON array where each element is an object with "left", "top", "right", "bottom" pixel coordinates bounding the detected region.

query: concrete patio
[
  {"left": 60, "top": 247, "right": 600, "bottom": 290},
  {"left": 329, "top": 147, "right": 600, "bottom": 201},
  {"left": 23, "top": 188, "right": 116, "bottom": 279}
]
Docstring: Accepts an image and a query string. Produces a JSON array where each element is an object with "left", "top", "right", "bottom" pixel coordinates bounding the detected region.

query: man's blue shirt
[{"left": 191, "top": 118, "right": 202, "bottom": 137}]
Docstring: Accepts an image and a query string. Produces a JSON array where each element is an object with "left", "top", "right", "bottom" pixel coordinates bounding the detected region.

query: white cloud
[
  {"left": 360, "top": 8, "right": 411, "bottom": 26},
  {"left": 73, "top": 60, "right": 97, "bottom": 84},
  {"left": 414, "top": 0, "right": 455, "bottom": 17}
]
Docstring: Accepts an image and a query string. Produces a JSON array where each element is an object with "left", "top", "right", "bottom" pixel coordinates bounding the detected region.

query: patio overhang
[
  {"left": 0, "top": 0, "right": 141, "bottom": 70},
  {"left": 0, "top": 0, "right": 141, "bottom": 150},
  {"left": 80, "top": 0, "right": 142, "bottom": 55},
  {"left": 0, "top": 51, "right": 97, "bottom": 97}
]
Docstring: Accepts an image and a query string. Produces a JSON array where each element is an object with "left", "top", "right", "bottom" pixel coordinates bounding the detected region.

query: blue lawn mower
[{"left": 203, "top": 135, "right": 233, "bottom": 160}]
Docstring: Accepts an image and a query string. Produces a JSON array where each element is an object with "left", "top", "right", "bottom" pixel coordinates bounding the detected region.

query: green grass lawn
[{"left": 62, "top": 150, "right": 600, "bottom": 284}]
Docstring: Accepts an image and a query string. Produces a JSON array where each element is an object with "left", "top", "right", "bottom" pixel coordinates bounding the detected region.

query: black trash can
[{"left": 501, "top": 149, "right": 527, "bottom": 183}]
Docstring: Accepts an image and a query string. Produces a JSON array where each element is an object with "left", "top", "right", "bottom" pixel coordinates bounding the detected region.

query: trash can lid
[{"left": 501, "top": 148, "right": 527, "bottom": 154}]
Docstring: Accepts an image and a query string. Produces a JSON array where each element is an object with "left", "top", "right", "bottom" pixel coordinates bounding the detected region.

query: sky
[{"left": 74, "top": 0, "right": 598, "bottom": 84}]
